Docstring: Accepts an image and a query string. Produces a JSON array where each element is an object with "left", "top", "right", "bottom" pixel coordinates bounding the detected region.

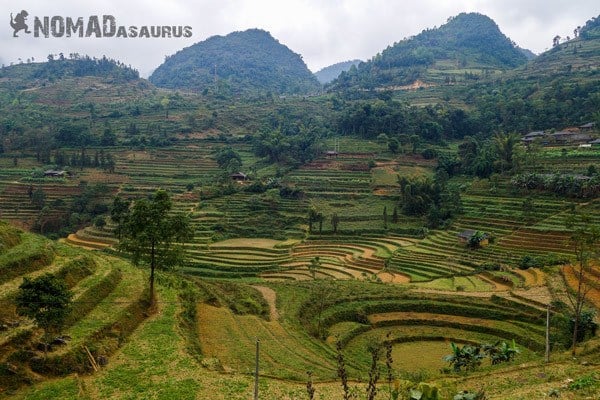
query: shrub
[
  {"left": 421, "top": 148, "right": 438, "bottom": 159},
  {"left": 518, "top": 254, "right": 570, "bottom": 269}
]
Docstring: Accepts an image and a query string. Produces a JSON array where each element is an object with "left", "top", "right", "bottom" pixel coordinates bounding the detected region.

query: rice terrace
[{"left": 1, "top": 9, "right": 600, "bottom": 400}]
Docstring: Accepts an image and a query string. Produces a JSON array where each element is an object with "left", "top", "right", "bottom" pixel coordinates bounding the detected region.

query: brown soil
[
  {"left": 377, "top": 271, "right": 411, "bottom": 284},
  {"left": 252, "top": 285, "right": 280, "bottom": 321},
  {"left": 562, "top": 264, "right": 600, "bottom": 308}
]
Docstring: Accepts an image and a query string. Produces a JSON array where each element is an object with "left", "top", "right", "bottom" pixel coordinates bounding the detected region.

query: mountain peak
[
  {"left": 330, "top": 13, "right": 528, "bottom": 90},
  {"left": 149, "top": 28, "right": 320, "bottom": 95}
]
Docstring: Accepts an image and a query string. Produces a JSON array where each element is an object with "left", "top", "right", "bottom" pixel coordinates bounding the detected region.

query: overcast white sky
[{"left": 1, "top": 1, "right": 598, "bottom": 77}]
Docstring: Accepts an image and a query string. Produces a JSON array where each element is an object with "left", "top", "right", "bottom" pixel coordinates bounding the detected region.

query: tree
[
  {"left": 553, "top": 35, "right": 561, "bottom": 47},
  {"left": 214, "top": 146, "right": 242, "bottom": 172},
  {"left": 307, "top": 207, "right": 318, "bottom": 234},
  {"left": 383, "top": 206, "right": 388, "bottom": 229},
  {"left": 308, "top": 256, "right": 321, "bottom": 279},
  {"left": 31, "top": 187, "right": 46, "bottom": 209},
  {"left": 331, "top": 213, "right": 340, "bottom": 233},
  {"left": 110, "top": 196, "right": 131, "bottom": 240},
  {"left": 493, "top": 131, "right": 522, "bottom": 174},
  {"left": 316, "top": 212, "right": 324, "bottom": 234},
  {"left": 521, "top": 197, "right": 535, "bottom": 224},
  {"left": 16, "top": 274, "right": 72, "bottom": 349},
  {"left": 94, "top": 216, "right": 106, "bottom": 229},
  {"left": 114, "top": 190, "right": 193, "bottom": 304},
  {"left": 391, "top": 206, "right": 399, "bottom": 223},
  {"left": 160, "top": 97, "right": 170, "bottom": 119},
  {"left": 388, "top": 138, "right": 399, "bottom": 154},
  {"left": 565, "top": 210, "right": 600, "bottom": 355}
]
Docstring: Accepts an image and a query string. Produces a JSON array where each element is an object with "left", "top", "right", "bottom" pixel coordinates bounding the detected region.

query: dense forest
[{"left": 149, "top": 28, "right": 321, "bottom": 95}]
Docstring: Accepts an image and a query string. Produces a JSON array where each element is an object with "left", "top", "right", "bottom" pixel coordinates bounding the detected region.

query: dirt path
[{"left": 252, "top": 285, "right": 280, "bottom": 321}]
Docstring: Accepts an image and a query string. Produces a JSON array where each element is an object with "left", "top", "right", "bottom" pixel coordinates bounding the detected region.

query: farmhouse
[
  {"left": 230, "top": 172, "right": 249, "bottom": 181},
  {"left": 457, "top": 229, "right": 490, "bottom": 246},
  {"left": 579, "top": 122, "right": 596, "bottom": 131},
  {"left": 325, "top": 150, "right": 339, "bottom": 158},
  {"left": 521, "top": 131, "right": 547, "bottom": 144},
  {"left": 43, "top": 170, "right": 67, "bottom": 178},
  {"left": 549, "top": 130, "right": 591, "bottom": 144}
]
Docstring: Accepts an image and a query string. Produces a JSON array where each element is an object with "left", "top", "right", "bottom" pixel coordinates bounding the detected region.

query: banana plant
[
  {"left": 443, "top": 342, "right": 484, "bottom": 372},
  {"left": 482, "top": 340, "right": 519, "bottom": 364}
]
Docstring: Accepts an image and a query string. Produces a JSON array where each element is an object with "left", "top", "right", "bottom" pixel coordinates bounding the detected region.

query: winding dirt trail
[{"left": 252, "top": 285, "right": 280, "bottom": 321}]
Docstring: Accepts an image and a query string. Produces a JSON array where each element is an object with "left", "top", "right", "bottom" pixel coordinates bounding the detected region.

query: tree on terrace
[
  {"left": 16, "top": 274, "right": 72, "bottom": 351},
  {"left": 112, "top": 190, "right": 192, "bottom": 304},
  {"left": 565, "top": 209, "right": 600, "bottom": 355}
]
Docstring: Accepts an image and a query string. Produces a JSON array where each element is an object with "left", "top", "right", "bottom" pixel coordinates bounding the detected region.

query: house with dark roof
[
  {"left": 43, "top": 170, "right": 66, "bottom": 178},
  {"left": 522, "top": 131, "right": 547, "bottom": 144},
  {"left": 230, "top": 172, "right": 249, "bottom": 181},
  {"left": 549, "top": 131, "right": 591, "bottom": 144},
  {"left": 457, "top": 229, "right": 490, "bottom": 246}
]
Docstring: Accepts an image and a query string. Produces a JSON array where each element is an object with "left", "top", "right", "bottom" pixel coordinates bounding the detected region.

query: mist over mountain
[{"left": 314, "top": 59, "right": 362, "bottom": 84}]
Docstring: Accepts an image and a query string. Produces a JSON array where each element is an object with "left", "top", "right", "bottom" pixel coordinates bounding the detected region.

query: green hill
[
  {"left": 149, "top": 29, "right": 321, "bottom": 95},
  {"left": 0, "top": 56, "right": 139, "bottom": 84},
  {"left": 314, "top": 59, "right": 361, "bottom": 84},
  {"left": 330, "top": 12, "right": 529, "bottom": 90}
]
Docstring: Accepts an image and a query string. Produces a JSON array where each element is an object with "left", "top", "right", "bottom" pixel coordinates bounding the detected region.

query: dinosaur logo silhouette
[{"left": 10, "top": 10, "right": 31, "bottom": 37}]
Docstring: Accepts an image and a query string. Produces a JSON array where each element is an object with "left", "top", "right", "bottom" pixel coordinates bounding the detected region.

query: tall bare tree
[{"left": 565, "top": 209, "right": 600, "bottom": 355}]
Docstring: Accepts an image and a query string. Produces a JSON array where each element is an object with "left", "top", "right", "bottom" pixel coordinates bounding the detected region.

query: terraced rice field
[
  {"left": 261, "top": 237, "right": 411, "bottom": 282},
  {"left": 562, "top": 263, "right": 600, "bottom": 309},
  {"left": 322, "top": 293, "right": 547, "bottom": 365},
  {"left": 196, "top": 303, "right": 337, "bottom": 380},
  {"left": 114, "top": 146, "right": 221, "bottom": 188},
  {"left": 0, "top": 223, "right": 149, "bottom": 389}
]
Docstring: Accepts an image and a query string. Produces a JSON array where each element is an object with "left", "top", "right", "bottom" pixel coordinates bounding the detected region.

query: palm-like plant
[
  {"left": 443, "top": 343, "right": 484, "bottom": 372},
  {"left": 482, "top": 340, "right": 520, "bottom": 364}
]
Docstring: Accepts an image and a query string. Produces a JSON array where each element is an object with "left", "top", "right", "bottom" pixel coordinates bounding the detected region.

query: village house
[
  {"left": 521, "top": 131, "right": 547, "bottom": 144},
  {"left": 43, "top": 170, "right": 67, "bottom": 178},
  {"left": 549, "top": 130, "right": 592, "bottom": 144},
  {"left": 457, "top": 229, "right": 490, "bottom": 247},
  {"left": 230, "top": 172, "right": 249, "bottom": 181}
]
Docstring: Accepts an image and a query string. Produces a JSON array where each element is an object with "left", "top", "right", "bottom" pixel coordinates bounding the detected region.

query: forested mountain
[
  {"left": 149, "top": 29, "right": 321, "bottom": 95},
  {"left": 314, "top": 59, "right": 361, "bottom": 84},
  {"left": 0, "top": 55, "right": 139, "bottom": 84},
  {"left": 330, "top": 12, "right": 529, "bottom": 90}
]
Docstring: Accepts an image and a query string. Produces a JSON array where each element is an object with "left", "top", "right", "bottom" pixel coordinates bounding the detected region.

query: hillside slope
[{"left": 330, "top": 12, "right": 528, "bottom": 90}]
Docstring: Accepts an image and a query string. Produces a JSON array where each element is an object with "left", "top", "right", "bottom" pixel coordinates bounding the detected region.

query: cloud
[{"left": 1, "top": 0, "right": 598, "bottom": 76}]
